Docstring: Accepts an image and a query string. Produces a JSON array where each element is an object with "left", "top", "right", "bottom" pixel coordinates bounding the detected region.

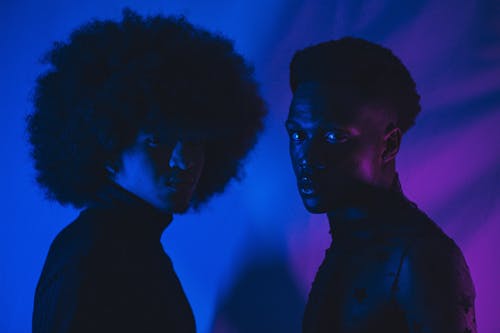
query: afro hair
[{"left": 27, "top": 8, "right": 267, "bottom": 208}]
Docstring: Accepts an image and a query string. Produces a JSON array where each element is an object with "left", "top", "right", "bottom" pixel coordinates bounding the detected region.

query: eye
[
  {"left": 325, "top": 131, "right": 348, "bottom": 144},
  {"left": 145, "top": 136, "right": 160, "bottom": 148},
  {"left": 290, "top": 131, "right": 306, "bottom": 142}
]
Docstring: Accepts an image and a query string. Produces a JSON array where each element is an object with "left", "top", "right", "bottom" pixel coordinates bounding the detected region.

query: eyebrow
[
  {"left": 285, "top": 120, "right": 306, "bottom": 130},
  {"left": 290, "top": 101, "right": 313, "bottom": 113},
  {"left": 285, "top": 119, "right": 350, "bottom": 132}
]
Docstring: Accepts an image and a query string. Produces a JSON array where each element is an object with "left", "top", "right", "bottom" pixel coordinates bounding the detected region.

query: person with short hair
[
  {"left": 286, "top": 37, "right": 476, "bottom": 333},
  {"left": 29, "top": 9, "right": 266, "bottom": 333}
]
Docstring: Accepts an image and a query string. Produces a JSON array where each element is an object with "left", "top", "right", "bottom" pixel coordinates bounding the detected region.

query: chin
[
  {"left": 302, "top": 197, "right": 329, "bottom": 214},
  {"left": 301, "top": 190, "right": 353, "bottom": 213},
  {"left": 168, "top": 200, "right": 189, "bottom": 214},
  {"left": 160, "top": 189, "right": 194, "bottom": 214},
  {"left": 172, "top": 205, "right": 189, "bottom": 214}
]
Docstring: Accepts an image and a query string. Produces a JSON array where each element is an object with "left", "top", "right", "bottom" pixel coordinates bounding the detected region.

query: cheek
[
  {"left": 356, "top": 159, "right": 376, "bottom": 181},
  {"left": 351, "top": 145, "right": 382, "bottom": 182},
  {"left": 289, "top": 146, "right": 301, "bottom": 174},
  {"left": 324, "top": 143, "right": 380, "bottom": 181}
]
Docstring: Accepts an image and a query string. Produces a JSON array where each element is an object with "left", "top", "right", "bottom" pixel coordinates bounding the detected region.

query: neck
[
  {"left": 376, "top": 160, "right": 397, "bottom": 190},
  {"left": 326, "top": 173, "right": 403, "bottom": 230},
  {"left": 95, "top": 180, "right": 174, "bottom": 226}
]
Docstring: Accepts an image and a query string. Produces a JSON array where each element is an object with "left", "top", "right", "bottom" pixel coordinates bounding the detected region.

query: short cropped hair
[
  {"left": 27, "top": 9, "right": 267, "bottom": 208},
  {"left": 290, "top": 37, "right": 421, "bottom": 133}
]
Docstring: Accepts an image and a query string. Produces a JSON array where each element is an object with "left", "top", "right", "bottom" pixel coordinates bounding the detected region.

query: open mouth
[
  {"left": 298, "top": 176, "right": 317, "bottom": 196},
  {"left": 300, "top": 186, "right": 315, "bottom": 195}
]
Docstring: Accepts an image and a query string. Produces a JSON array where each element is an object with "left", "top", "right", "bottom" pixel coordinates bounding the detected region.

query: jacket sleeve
[{"left": 395, "top": 234, "right": 477, "bottom": 333}]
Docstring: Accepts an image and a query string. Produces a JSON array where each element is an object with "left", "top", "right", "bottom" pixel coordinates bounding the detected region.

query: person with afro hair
[
  {"left": 286, "top": 37, "right": 476, "bottom": 333},
  {"left": 28, "top": 9, "right": 266, "bottom": 333}
]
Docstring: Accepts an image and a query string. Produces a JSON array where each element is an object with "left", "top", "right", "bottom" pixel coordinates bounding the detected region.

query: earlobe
[{"left": 382, "top": 125, "right": 402, "bottom": 163}]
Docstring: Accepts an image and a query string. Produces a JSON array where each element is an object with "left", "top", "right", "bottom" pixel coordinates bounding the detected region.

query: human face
[
  {"left": 286, "top": 82, "right": 396, "bottom": 213},
  {"left": 112, "top": 130, "right": 205, "bottom": 214}
]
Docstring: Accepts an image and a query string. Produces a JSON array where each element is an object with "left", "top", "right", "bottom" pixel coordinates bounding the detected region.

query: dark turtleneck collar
[
  {"left": 88, "top": 181, "right": 173, "bottom": 240},
  {"left": 326, "top": 174, "right": 416, "bottom": 236}
]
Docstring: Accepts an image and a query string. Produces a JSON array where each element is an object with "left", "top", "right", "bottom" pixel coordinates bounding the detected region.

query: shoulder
[
  {"left": 395, "top": 200, "right": 473, "bottom": 286},
  {"left": 33, "top": 207, "right": 137, "bottom": 332},
  {"left": 35, "top": 206, "right": 123, "bottom": 295},
  {"left": 373, "top": 199, "right": 447, "bottom": 260},
  {"left": 394, "top": 215, "right": 477, "bottom": 332},
  {"left": 393, "top": 200, "right": 475, "bottom": 299},
  {"left": 403, "top": 228, "right": 474, "bottom": 291}
]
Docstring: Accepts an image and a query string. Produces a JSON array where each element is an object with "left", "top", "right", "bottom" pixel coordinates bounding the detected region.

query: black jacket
[
  {"left": 33, "top": 183, "right": 196, "bottom": 333},
  {"left": 303, "top": 186, "right": 477, "bottom": 333}
]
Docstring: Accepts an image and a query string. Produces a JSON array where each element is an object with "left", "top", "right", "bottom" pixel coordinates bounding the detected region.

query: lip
[
  {"left": 298, "top": 175, "right": 318, "bottom": 197},
  {"left": 165, "top": 182, "right": 194, "bottom": 194},
  {"left": 165, "top": 175, "right": 195, "bottom": 191}
]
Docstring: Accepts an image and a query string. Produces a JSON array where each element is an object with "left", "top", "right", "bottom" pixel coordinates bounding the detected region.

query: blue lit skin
[
  {"left": 112, "top": 130, "right": 205, "bottom": 214},
  {"left": 286, "top": 82, "right": 401, "bottom": 213}
]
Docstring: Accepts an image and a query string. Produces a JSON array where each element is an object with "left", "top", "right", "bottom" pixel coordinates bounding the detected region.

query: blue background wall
[{"left": 1, "top": 1, "right": 499, "bottom": 332}]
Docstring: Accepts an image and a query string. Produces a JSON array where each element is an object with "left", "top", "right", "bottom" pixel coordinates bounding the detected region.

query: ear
[{"left": 382, "top": 123, "right": 402, "bottom": 163}]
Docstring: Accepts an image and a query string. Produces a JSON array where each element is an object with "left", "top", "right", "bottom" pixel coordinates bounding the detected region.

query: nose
[
  {"left": 296, "top": 139, "right": 326, "bottom": 170},
  {"left": 168, "top": 141, "right": 194, "bottom": 170}
]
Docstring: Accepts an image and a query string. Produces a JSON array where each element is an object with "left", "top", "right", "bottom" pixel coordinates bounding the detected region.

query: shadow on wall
[{"left": 211, "top": 253, "right": 305, "bottom": 333}]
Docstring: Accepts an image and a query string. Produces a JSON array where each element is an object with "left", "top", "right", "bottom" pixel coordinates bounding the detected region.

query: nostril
[{"left": 169, "top": 157, "right": 192, "bottom": 171}]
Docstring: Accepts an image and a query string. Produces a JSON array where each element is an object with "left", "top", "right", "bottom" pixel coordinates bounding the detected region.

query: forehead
[{"left": 288, "top": 82, "right": 390, "bottom": 130}]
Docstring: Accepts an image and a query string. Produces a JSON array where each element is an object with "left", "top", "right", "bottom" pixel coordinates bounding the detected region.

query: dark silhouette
[
  {"left": 286, "top": 37, "right": 476, "bottom": 333},
  {"left": 28, "top": 9, "right": 266, "bottom": 333}
]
